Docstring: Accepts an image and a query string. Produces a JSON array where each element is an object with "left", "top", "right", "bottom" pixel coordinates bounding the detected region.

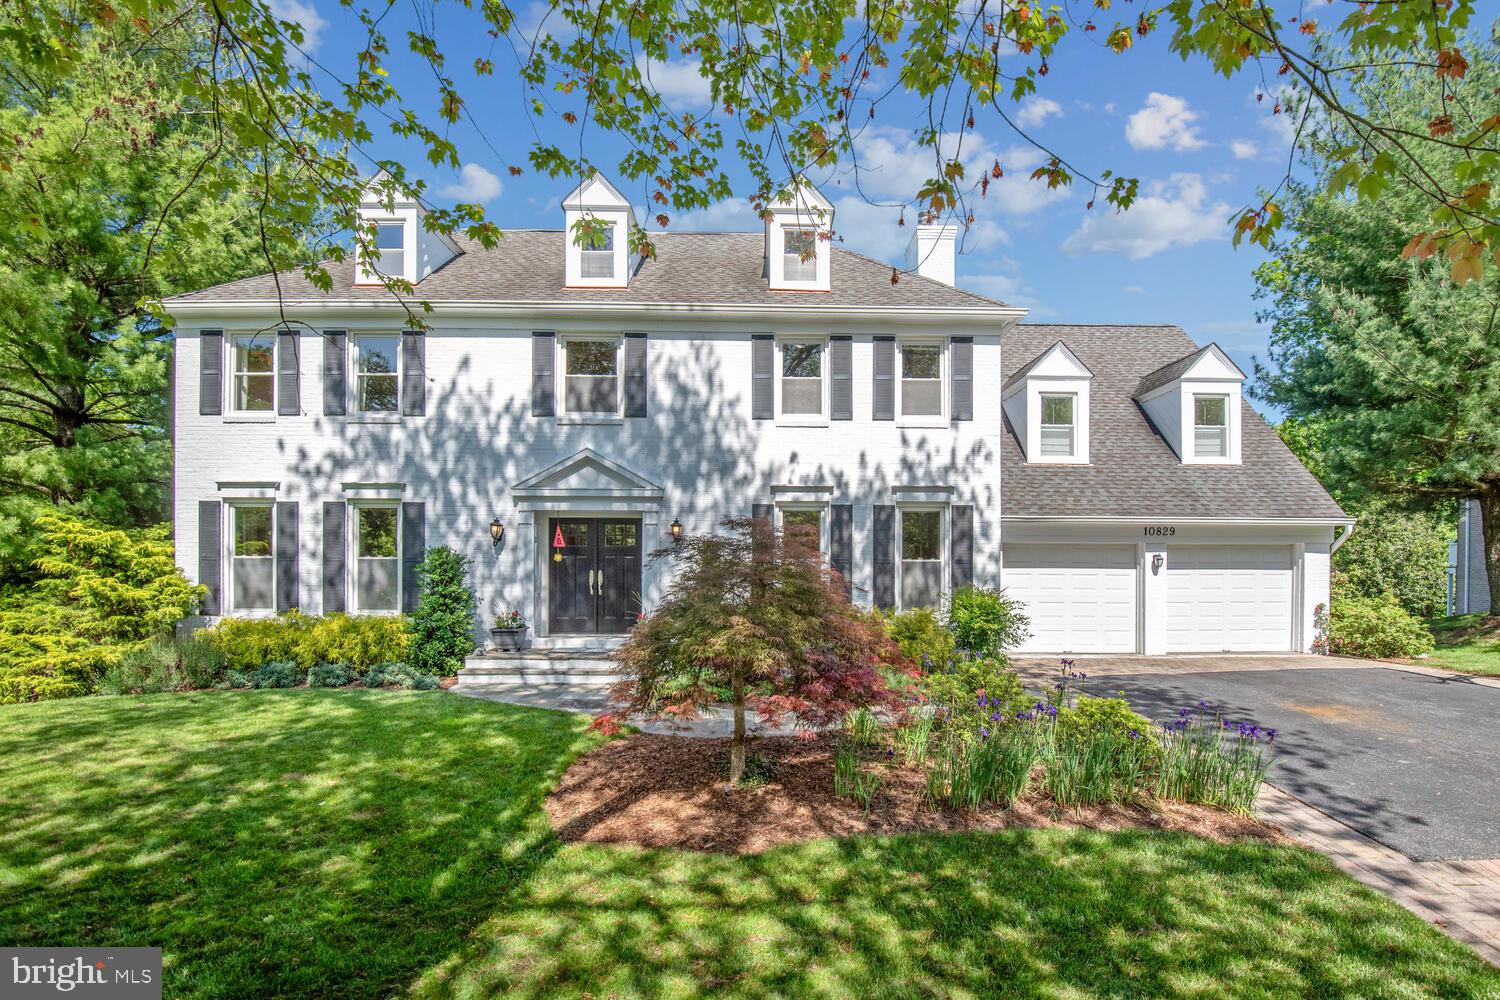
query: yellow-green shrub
[{"left": 203, "top": 612, "right": 410, "bottom": 672}]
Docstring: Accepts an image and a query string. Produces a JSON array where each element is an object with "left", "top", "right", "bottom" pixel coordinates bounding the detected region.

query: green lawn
[
  {"left": 2, "top": 692, "right": 1496, "bottom": 999},
  {"left": 1426, "top": 615, "right": 1500, "bottom": 677}
]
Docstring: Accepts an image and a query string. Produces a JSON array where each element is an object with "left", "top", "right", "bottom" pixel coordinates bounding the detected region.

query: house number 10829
[{"left": 1143, "top": 526, "right": 1175, "bottom": 537}]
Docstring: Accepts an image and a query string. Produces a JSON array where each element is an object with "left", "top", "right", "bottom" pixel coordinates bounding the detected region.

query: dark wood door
[{"left": 547, "top": 517, "right": 641, "bottom": 634}]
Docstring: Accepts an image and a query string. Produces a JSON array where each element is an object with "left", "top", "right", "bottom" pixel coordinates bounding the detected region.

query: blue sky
[{"left": 273, "top": 0, "right": 1485, "bottom": 396}]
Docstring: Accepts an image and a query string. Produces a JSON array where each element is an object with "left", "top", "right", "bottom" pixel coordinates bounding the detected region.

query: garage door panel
[
  {"left": 1004, "top": 544, "right": 1138, "bottom": 653},
  {"left": 1166, "top": 545, "right": 1293, "bottom": 652}
]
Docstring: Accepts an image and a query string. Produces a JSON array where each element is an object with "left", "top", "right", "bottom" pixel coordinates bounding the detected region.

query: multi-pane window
[
  {"left": 580, "top": 223, "right": 616, "bottom": 279},
  {"left": 231, "top": 334, "right": 275, "bottom": 412},
  {"left": 901, "top": 509, "right": 943, "bottom": 610},
  {"left": 1039, "top": 393, "right": 1076, "bottom": 457},
  {"left": 1194, "top": 394, "right": 1228, "bottom": 458},
  {"left": 782, "top": 508, "right": 823, "bottom": 552},
  {"left": 230, "top": 505, "right": 274, "bottom": 612},
  {"left": 901, "top": 343, "right": 943, "bottom": 416},
  {"left": 356, "top": 335, "right": 400, "bottom": 413},
  {"left": 780, "top": 342, "right": 824, "bottom": 415},
  {"left": 355, "top": 506, "right": 399, "bottom": 612},
  {"left": 564, "top": 339, "right": 619, "bottom": 413},
  {"left": 783, "top": 228, "right": 816, "bottom": 281},
  {"left": 374, "top": 223, "right": 405, "bottom": 276}
]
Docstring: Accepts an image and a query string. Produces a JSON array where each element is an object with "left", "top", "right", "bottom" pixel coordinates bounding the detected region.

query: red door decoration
[{"left": 553, "top": 523, "right": 566, "bottom": 562}]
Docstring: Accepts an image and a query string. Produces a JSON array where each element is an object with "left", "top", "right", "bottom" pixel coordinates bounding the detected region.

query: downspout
[{"left": 1330, "top": 520, "right": 1356, "bottom": 555}]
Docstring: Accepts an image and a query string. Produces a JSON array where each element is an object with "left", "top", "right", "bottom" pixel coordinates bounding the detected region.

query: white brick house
[{"left": 165, "top": 173, "right": 1350, "bottom": 655}]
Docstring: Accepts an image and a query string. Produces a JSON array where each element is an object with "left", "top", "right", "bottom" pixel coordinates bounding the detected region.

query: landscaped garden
[{"left": 3, "top": 689, "right": 1498, "bottom": 999}]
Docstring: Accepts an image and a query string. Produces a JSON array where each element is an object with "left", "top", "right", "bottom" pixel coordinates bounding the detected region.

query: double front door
[{"left": 548, "top": 517, "right": 642, "bottom": 634}]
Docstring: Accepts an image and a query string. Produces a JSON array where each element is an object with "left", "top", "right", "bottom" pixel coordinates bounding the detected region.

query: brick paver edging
[{"left": 1257, "top": 783, "right": 1500, "bottom": 966}]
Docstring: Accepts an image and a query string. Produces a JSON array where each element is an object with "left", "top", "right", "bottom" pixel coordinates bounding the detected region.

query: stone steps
[{"left": 455, "top": 651, "right": 626, "bottom": 689}]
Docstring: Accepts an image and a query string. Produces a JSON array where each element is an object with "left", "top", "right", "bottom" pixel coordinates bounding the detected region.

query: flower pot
[{"left": 488, "top": 626, "right": 528, "bottom": 651}]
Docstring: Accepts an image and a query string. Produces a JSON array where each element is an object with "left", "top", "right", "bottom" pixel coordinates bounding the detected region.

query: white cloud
[
  {"left": 665, "top": 199, "right": 754, "bottom": 232},
  {"left": 636, "top": 56, "right": 712, "bottom": 111},
  {"left": 1059, "top": 173, "right": 1230, "bottom": 260},
  {"left": 269, "top": 0, "right": 329, "bottom": 54},
  {"left": 513, "top": 1, "right": 578, "bottom": 43},
  {"left": 1015, "top": 97, "right": 1063, "bottom": 128},
  {"left": 1230, "top": 139, "right": 1259, "bottom": 160},
  {"left": 1125, "top": 93, "right": 1207, "bottom": 152},
  {"left": 440, "top": 163, "right": 504, "bottom": 203},
  {"left": 848, "top": 126, "right": 1069, "bottom": 217},
  {"left": 1122, "top": 285, "right": 1145, "bottom": 294}
]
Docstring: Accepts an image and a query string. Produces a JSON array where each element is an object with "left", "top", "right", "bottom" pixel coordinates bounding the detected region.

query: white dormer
[
  {"left": 1134, "top": 343, "right": 1245, "bottom": 465},
  {"left": 765, "top": 179, "right": 833, "bottom": 292},
  {"left": 355, "top": 170, "right": 460, "bottom": 285},
  {"left": 562, "top": 172, "right": 636, "bottom": 289},
  {"left": 1002, "top": 341, "right": 1093, "bottom": 465}
]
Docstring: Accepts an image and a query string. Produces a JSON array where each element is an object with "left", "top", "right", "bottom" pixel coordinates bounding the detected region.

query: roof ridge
[{"left": 831, "top": 242, "right": 1013, "bottom": 309}]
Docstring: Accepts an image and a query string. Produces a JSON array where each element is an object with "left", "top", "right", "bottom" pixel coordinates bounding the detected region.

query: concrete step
[{"left": 456, "top": 653, "right": 626, "bottom": 688}]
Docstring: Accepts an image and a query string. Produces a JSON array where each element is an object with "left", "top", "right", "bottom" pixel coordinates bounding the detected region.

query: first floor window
[
  {"left": 901, "top": 509, "right": 943, "bottom": 609},
  {"left": 231, "top": 333, "right": 275, "bottom": 412},
  {"left": 1194, "top": 394, "right": 1228, "bottom": 458},
  {"left": 579, "top": 222, "right": 616, "bottom": 279},
  {"left": 374, "top": 223, "right": 405, "bottom": 276},
  {"left": 356, "top": 335, "right": 400, "bottom": 412},
  {"left": 783, "top": 227, "right": 816, "bottom": 281},
  {"left": 1039, "top": 393, "right": 1076, "bottom": 457},
  {"left": 355, "top": 506, "right": 399, "bottom": 611},
  {"left": 231, "top": 505, "right": 274, "bottom": 612},
  {"left": 564, "top": 339, "right": 619, "bottom": 413},
  {"left": 901, "top": 342, "right": 943, "bottom": 416},
  {"left": 781, "top": 508, "right": 823, "bottom": 552},
  {"left": 781, "top": 341, "right": 824, "bottom": 416}
]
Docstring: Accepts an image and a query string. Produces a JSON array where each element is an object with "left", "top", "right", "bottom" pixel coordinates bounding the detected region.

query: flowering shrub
[
  {"left": 1156, "top": 704, "right": 1276, "bottom": 814},
  {"left": 921, "top": 655, "right": 1027, "bottom": 737},
  {"left": 1328, "top": 595, "right": 1434, "bottom": 659}
]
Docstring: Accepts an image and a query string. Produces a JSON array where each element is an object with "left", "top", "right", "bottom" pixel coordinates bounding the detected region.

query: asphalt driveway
[{"left": 1058, "top": 665, "right": 1499, "bottom": 861}]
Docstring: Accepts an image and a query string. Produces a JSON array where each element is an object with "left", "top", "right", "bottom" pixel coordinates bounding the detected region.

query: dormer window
[
  {"left": 374, "top": 223, "right": 405, "bottom": 276},
  {"left": 1040, "top": 393, "right": 1076, "bottom": 457},
  {"left": 783, "top": 228, "right": 816, "bottom": 281},
  {"left": 354, "top": 171, "right": 459, "bottom": 285},
  {"left": 579, "top": 223, "right": 616, "bottom": 279},
  {"left": 1194, "top": 395, "right": 1228, "bottom": 458}
]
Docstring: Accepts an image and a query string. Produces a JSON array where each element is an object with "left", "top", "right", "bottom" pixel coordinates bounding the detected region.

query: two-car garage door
[{"left": 1003, "top": 543, "right": 1295, "bottom": 653}]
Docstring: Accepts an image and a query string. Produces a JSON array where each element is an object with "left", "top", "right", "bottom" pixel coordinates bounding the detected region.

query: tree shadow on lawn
[
  {"left": 0, "top": 690, "right": 601, "bottom": 998},
  {"left": 411, "top": 825, "right": 1500, "bottom": 999}
]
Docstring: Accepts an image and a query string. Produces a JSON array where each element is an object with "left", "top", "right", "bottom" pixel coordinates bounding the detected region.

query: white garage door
[
  {"left": 1166, "top": 545, "right": 1294, "bottom": 652},
  {"left": 1004, "top": 544, "right": 1138, "bottom": 653}
]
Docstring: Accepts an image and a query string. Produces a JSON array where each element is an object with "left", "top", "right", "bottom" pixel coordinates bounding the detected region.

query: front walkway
[{"left": 1011, "top": 651, "right": 1500, "bottom": 689}]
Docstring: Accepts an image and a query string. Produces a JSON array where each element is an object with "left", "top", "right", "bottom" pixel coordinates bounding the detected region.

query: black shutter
[
  {"left": 872, "top": 504, "right": 896, "bottom": 609},
  {"left": 532, "top": 332, "right": 555, "bottom": 416},
  {"left": 199, "top": 331, "right": 223, "bottom": 416},
  {"left": 830, "top": 503, "right": 853, "bottom": 597},
  {"left": 401, "top": 330, "right": 425, "bottom": 416},
  {"left": 752, "top": 502, "right": 774, "bottom": 525},
  {"left": 830, "top": 336, "right": 852, "bottom": 421},
  {"left": 276, "top": 329, "right": 300, "bottom": 416},
  {"left": 198, "top": 500, "right": 222, "bottom": 615},
  {"left": 323, "top": 331, "right": 347, "bottom": 416},
  {"left": 951, "top": 504, "right": 974, "bottom": 589},
  {"left": 873, "top": 336, "right": 895, "bottom": 421},
  {"left": 275, "top": 501, "right": 299, "bottom": 612},
  {"left": 400, "top": 501, "right": 425, "bottom": 614},
  {"left": 751, "top": 334, "right": 774, "bottom": 420},
  {"left": 623, "top": 332, "right": 648, "bottom": 417},
  {"left": 322, "top": 501, "right": 347, "bottom": 614},
  {"left": 951, "top": 337, "right": 973, "bottom": 422}
]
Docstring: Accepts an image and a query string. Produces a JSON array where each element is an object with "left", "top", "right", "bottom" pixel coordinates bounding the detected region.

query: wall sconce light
[
  {"left": 489, "top": 518, "right": 505, "bottom": 547},
  {"left": 1151, "top": 553, "right": 1165, "bottom": 575},
  {"left": 669, "top": 518, "right": 684, "bottom": 544}
]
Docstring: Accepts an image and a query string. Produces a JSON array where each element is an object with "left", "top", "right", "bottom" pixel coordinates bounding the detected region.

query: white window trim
[
  {"left": 1039, "top": 391, "right": 1078, "bottom": 459},
  {"left": 226, "top": 501, "right": 276, "bottom": 617},
  {"left": 578, "top": 221, "right": 619, "bottom": 281},
  {"left": 776, "top": 501, "right": 830, "bottom": 554},
  {"left": 349, "top": 501, "right": 402, "bottom": 615},
  {"left": 896, "top": 337, "right": 948, "bottom": 428},
  {"left": 782, "top": 227, "right": 818, "bottom": 283},
  {"left": 227, "top": 332, "right": 277, "bottom": 421},
  {"left": 896, "top": 503, "right": 949, "bottom": 612},
  {"left": 1192, "top": 392, "right": 1230, "bottom": 460},
  {"left": 774, "top": 336, "right": 830, "bottom": 427},
  {"left": 357, "top": 217, "right": 409, "bottom": 284},
  {"left": 349, "top": 333, "right": 403, "bottom": 423},
  {"left": 556, "top": 333, "right": 624, "bottom": 423}
]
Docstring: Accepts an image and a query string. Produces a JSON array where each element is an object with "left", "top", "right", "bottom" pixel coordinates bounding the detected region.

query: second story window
[
  {"left": 232, "top": 333, "right": 275, "bottom": 412},
  {"left": 1195, "top": 394, "right": 1228, "bottom": 458},
  {"left": 1040, "top": 393, "right": 1076, "bottom": 458},
  {"left": 901, "top": 343, "right": 943, "bottom": 417},
  {"left": 783, "top": 228, "right": 816, "bottom": 281},
  {"left": 374, "top": 223, "right": 405, "bottom": 276},
  {"left": 356, "top": 335, "right": 400, "bottom": 413},
  {"left": 565, "top": 339, "right": 619, "bottom": 413},
  {"left": 780, "top": 341, "right": 824, "bottom": 416},
  {"left": 580, "top": 223, "right": 616, "bottom": 279}
]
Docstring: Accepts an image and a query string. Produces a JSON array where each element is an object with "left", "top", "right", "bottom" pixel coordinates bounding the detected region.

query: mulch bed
[{"left": 545, "top": 732, "right": 1288, "bottom": 854}]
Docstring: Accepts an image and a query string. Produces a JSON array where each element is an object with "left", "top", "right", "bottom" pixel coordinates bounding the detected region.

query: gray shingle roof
[
  {"left": 168, "top": 230, "right": 1011, "bottom": 311},
  {"left": 1133, "top": 343, "right": 1245, "bottom": 398},
  {"left": 1002, "top": 324, "right": 1345, "bottom": 520}
]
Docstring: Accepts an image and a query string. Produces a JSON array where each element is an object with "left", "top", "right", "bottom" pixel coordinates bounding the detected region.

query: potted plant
[{"left": 488, "top": 608, "right": 529, "bottom": 651}]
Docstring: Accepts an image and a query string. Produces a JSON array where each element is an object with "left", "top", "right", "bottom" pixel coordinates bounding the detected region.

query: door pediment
[{"left": 511, "top": 449, "right": 663, "bottom": 509}]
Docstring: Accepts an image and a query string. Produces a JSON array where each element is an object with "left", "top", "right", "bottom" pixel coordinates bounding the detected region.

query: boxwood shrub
[
  {"left": 203, "top": 612, "right": 410, "bottom": 672},
  {"left": 1328, "top": 594, "right": 1435, "bottom": 659}
]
